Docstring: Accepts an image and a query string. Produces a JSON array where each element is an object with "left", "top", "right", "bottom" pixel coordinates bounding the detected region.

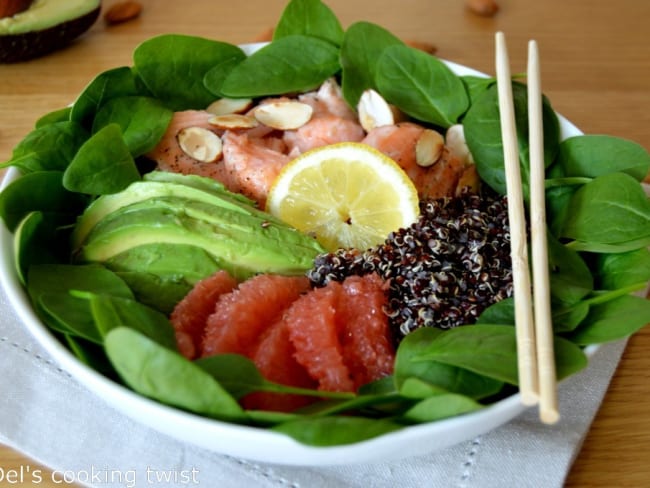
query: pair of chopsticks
[{"left": 495, "top": 32, "right": 559, "bottom": 424}]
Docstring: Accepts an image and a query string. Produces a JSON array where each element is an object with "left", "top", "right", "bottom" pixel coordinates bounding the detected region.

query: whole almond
[
  {"left": 466, "top": 0, "right": 499, "bottom": 17},
  {"left": 104, "top": 1, "right": 143, "bottom": 25}
]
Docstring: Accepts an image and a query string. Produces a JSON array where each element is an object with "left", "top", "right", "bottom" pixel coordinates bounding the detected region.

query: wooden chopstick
[
  {"left": 527, "top": 40, "right": 559, "bottom": 424},
  {"left": 495, "top": 32, "right": 560, "bottom": 423},
  {"left": 494, "top": 32, "right": 539, "bottom": 407}
]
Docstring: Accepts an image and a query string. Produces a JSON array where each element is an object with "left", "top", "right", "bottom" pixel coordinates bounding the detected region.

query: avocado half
[{"left": 0, "top": 0, "right": 101, "bottom": 63}]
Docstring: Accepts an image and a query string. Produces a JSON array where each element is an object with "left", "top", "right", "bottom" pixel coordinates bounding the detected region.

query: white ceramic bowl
[{"left": 0, "top": 57, "right": 585, "bottom": 466}]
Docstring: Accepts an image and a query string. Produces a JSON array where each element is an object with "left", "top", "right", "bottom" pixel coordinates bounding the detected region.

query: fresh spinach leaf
[
  {"left": 35, "top": 107, "right": 72, "bottom": 127},
  {"left": 39, "top": 292, "right": 103, "bottom": 344},
  {"left": 104, "top": 327, "right": 245, "bottom": 421},
  {"left": 340, "top": 21, "right": 404, "bottom": 107},
  {"left": 398, "top": 377, "right": 447, "bottom": 399},
  {"left": 593, "top": 248, "right": 650, "bottom": 290},
  {"left": 375, "top": 44, "right": 469, "bottom": 128},
  {"left": 274, "top": 0, "right": 344, "bottom": 46},
  {"left": 220, "top": 35, "right": 340, "bottom": 97},
  {"left": 272, "top": 416, "right": 402, "bottom": 446},
  {"left": 1, "top": 121, "right": 89, "bottom": 173},
  {"left": 91, "top": 96, "right": 173, "bottom": 157},
  {"left": 134, "top": 34, "right": 245, "bottom": 110},
  {"left": 476, "top": 298, "right": 514, "bottom": 325},
  {"left": 567, "top": 295, "right": 650, "bottom": 345},
  {"left": 547, "top": 233, "right": 593, "bottom": 304},
  {"left": 463, "top": 82, "right": 560, "bottom": 196},
  {"left": 202, "top": 55, "right": 247, "bottom": 97},
  {"left": 195, "top": 353, "right": 353, "bottom": 400},
  {"left": 70, "top": 66, "right": 146, "bottom": 129},
  {"left": 86, "top": 293, "right": 178, "bottom": 350},
  {"left": 556, "top": 135, "right": 650, "bottom": 181},
  {"left": 26, "top": 264, "right": 134, "bottom": 340},
  {"left": 394, "top": 327, "right": 504, "bottom": 399},
  {"left": 415, "top": 324, "right": 587, "bottom": 381},
  {"left": 13, "top": 211, "right": 65, "bottom": 284},
  {"left": 63, "top": 123, "right": 141, "bottom": 195},
  {"left": 561, "top": 173, "right": 650, "bottom": 251},
  {"left": 0, "top": 170, "right": 87, "bottom": 232},
  {"left": 400, "top": 393, "right": 483, "bottom": 423},
  {"left": 461, "top": 75, "right": 496, "bottom": 104}
]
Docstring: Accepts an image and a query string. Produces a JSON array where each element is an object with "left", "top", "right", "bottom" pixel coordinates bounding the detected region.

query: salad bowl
[{"left": 1, "top": 11, "right": 648, "bottom": 465}]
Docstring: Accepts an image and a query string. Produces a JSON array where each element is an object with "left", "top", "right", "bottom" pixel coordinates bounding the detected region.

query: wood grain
[{"left": 1, "top": 1, "right": 648, "bottom": 486}]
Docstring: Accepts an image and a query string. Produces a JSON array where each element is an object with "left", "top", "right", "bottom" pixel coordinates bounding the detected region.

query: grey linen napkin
[{"left": 0, "top": 283, "right": 626, "bottom": 488}]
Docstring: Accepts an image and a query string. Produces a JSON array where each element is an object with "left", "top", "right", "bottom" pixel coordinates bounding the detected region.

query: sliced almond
[
  {"left": 253, "top": 101, "right": 313, "bottom": 130},
  {"left": 177, "top": 127, "right": 223, "bottom": 163},
  {"left": 415, "top": 129, "right": 445, "bottom": 167},
  {"left": 445, "top": 124, "right": 475, "bottom": 166},
  {"left": 206, "top": 97, "right": 253, "bottom": 116},
  {"left": 208, "top": 114, "right": 259, "bottom": 130},
  {"left": 357, "top": 89, "right": 396, "bottom": 132}
]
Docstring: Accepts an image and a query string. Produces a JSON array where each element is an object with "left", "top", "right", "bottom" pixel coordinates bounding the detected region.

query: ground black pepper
[{"left": 307, "top": 189, "right": 514, "bottom": 341}]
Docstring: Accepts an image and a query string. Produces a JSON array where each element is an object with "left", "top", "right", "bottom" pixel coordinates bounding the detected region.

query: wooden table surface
[{"left": 1, "top": 0, "right": 648, "bottom": 486}]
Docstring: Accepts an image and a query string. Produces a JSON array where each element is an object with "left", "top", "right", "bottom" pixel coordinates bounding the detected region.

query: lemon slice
[{"left": 266, "top": 142, "right": 420, "bottom": 251}]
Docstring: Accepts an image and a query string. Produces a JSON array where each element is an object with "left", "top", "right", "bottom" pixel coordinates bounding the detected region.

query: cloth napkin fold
[{"left": 0, "top": 284, "right": 626, "bottom": 488}]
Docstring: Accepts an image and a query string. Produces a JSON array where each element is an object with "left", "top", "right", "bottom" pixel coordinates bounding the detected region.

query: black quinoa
[{"left": 307, "top": 189, "right": 514, "bottom": 341}]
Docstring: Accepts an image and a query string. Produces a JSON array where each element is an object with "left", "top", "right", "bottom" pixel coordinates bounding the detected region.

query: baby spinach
[
  {"left": 91, "top": 96, "right": 173, "bottom": 157},
  {"left": 202, "top": 55, "right": 248, "bottom": 97},
  {"left": 400, "top": 393, "right": 483, "bottom": 423},
  {"left": 463, "top": 82, "right": 560, "bottom": 197},
  {"left": 273, "top": 0, "right": 344, "bottom": 46},
  {"left": 339, "top": 21, "right": 404, "bottom": 107},
  {"left": 394, "top": 327, "right": 504, "bottom": 400},
  {"left": 70, "top": 66, "right": 147, "bottom": 129},
  {"left": 196, "top": 354, "right": 354, "bottom": 400},
  {"left": 461, "top": 75, "right": 496, "bottom": 104},
  {"left": 555, "top": 135, "right": 650, "bottom": 181},
  {"left": 414, "top": 324, "right": 587, "bottom": 383},
  {"left": 62, "top": 123, "right": 141, "bottom": 195},
  {"left": 593, "top": 248, "right": 650, "bottom": 290},
  {"left": 0, "top": 121, "right": 89, "bottom": 173},
  {"left": 0, "top": 170, "right": 87, "bottom": 232},
  {"left": 567, "top": 295, "right": 650, "bottom": 345},
  {"left": 134, "top": 34, "right": 245, "bottom": 111},
  {"left": 414, "top": 325, "right": 520, "bottom": 384},
  {"left": 26, "top": 263, "right": 134, "bottom": 341},
  {"left": 35, "top": 107, "right": 72, "bottom": 127},
  {"left": 375, "top": 44, "right": 469, "bottom": 128},
  {"left": 272, "top": 416, "right": 402, "bottom": 446},
  {"left": 220, "top": 35, "right": 340, "bottom": 97},
  {"left": 13, "top": 211, "right": 61, "bottom": 284},
  {"left": 560, "top": 173, "right": 650, "bottom": 252},
  {"left": 86, "top": 293, "right": 177, "bottom": 350},
  {"left": 104, "top": 327, "right": 246, "bottom": 421},
  {"left": 547, "top": 233, "right": 593, "bottom": 304}
]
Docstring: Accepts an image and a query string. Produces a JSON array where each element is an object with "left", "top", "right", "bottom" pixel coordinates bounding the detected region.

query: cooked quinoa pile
[{"left": 308, "top": 189, "right": 514, "bottom": 340}]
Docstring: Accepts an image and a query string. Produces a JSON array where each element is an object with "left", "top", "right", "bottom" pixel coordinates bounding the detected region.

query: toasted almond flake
[
  {"left": 177, "top": 127, "right": 223, "bottom": 163},
  {"left": 206, "top": 98, "right": 253, "bottom": 116},
  {"left": 208, "top": 114, "right": 259, "bottom": 130},
  {"left": 253, "top": 101, "right": 313, "bottom": 130},
  {"left": 357, "top": 89, "right": 396, "bottom": 132},
  {"left": 445, "top": 124, "right": 475, "bottom": 166},
  {"left": 415, "top": 129, "right": 445, "bottom": 167}
]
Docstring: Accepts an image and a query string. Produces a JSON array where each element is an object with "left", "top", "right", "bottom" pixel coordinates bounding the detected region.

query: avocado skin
[{"left": 0, "top": 6, "right": 100, "bottom": 63}]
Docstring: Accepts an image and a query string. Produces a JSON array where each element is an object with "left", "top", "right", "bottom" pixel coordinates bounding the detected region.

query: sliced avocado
[
  {"left": 0, "top": 0, "right": 101, "bottom": 63},
  {"left": 72, "top": 176, "right": 260, "bottom": 248},
  {"left": 105, "top": 243, "right": 226, "bottom": 313},
  {"left": 76, "top": 197, "right": 324, "bottom": 275}
]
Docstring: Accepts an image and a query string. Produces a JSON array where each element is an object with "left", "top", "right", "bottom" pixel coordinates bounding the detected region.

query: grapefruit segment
[
  {"left": 201, "top": 274, "right": 310, "bottom": 357},
  {"left": 170, "top": 270, "right": 237, "bottom": 359}
]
